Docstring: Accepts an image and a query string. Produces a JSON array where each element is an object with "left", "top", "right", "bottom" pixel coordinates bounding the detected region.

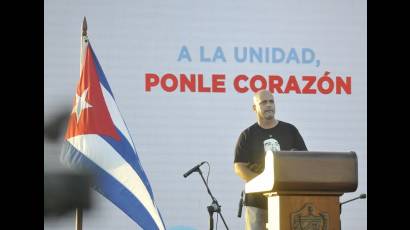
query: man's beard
[
  {"left": 263, "top": 110, "right": 274, "bottom": 120},
  {"left": 264, "top": 115, "right": 274, "bottom": 120}
]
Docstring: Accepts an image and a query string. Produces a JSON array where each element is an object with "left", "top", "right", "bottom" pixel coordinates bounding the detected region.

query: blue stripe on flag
[
  {"left": 61, "top": 141, "right": 164, "bottom": 230},
  {"left": 86, "top": 43, "right": 154, "bottom": 198},
  {"left": 89, "top": 43, "right": 114, "bottom": 97},
  {"left": 102, "top": 127, "right": 155, "bottom": 200}
]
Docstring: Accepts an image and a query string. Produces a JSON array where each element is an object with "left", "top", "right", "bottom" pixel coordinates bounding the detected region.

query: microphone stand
[{"left": 197, "top": 168, "right": 229, "bottom": 230}]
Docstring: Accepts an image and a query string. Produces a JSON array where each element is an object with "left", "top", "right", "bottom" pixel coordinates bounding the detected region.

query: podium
[{"left": 245, "top": 151, "right": 357, "bottom": 230}]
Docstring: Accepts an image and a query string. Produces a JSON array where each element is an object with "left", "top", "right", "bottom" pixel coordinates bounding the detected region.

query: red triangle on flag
[{"left": 65, "top": 45, "right": 120, "bottom": 141}]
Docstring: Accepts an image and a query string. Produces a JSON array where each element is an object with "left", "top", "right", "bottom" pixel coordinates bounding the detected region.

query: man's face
[{"left": 253, "top": 91, "right": 275, "bottom": 120}]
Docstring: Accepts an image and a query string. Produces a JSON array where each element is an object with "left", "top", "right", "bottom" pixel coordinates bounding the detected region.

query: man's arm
[
  {"left": 293, "top": 126, "right": 308, "bottom": 150},
  {"left": 234, "top": 162, "right": 259, "bottom": 182}
]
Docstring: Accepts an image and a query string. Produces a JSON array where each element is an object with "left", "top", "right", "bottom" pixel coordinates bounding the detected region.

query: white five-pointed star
[{"left": 72, "top": 88, "right": 93, "bottom": 122}]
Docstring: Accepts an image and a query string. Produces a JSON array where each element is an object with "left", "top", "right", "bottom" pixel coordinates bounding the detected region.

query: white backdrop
[{"left": 44, "top": 0, "right": 367, "bottom": 229}]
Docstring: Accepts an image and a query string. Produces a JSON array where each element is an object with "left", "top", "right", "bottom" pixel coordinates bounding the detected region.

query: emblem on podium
[{"left": 291, "top": 203, "right": 329, "bottom": 230}]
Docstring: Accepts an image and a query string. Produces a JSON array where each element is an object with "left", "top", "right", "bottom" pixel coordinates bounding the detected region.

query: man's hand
[{"left": 234, "top": 163, "right": 259, "bottom": 182}]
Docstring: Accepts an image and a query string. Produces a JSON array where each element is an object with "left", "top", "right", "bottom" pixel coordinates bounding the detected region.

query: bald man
[{"left": 234, "top": 90, "right": 307, "bottom": 230}]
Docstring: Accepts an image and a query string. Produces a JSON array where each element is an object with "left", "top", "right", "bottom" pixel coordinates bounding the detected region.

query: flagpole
[
  {"left": 82, "top": 16, "right": 87, "bottom": 37},
  {"left": 75, "top": 16, "right": 87, "bottom": 230},
  {"left": 76, "top": 208, "right": 83, "bottom": 230},
  {"left": 80, "top": 16, "right": 88, "bottom": 71}
]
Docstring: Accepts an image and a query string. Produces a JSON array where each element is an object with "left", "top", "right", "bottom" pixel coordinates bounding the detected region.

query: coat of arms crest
[{"left": 290, "top": 203, "right": 329, "bottom": 230}]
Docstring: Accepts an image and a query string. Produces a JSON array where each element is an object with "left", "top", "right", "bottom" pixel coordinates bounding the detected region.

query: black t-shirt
[{"left": 234, "top": 121, "right": 307, "bottom": 209}]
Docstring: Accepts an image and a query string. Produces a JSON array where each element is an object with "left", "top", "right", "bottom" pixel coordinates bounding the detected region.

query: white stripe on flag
[
  {"left": 100, "top": 83, "right": 136, "bottom": 152},
  {"left": 67, "top": 135, "right": 164, "bottom": 230}
]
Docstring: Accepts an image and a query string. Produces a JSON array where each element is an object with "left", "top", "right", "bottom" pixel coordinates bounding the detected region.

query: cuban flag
[{"left": 60, "top": 30, "right": 166, "bottom": 230}]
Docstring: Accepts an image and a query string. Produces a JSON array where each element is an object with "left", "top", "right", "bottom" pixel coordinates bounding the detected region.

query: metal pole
[
  {"left": 76, "top": 208, "right": 83, "bottom": 230},
  {"left": 197, "top": 169, "right": 229, "bottom": 230}
]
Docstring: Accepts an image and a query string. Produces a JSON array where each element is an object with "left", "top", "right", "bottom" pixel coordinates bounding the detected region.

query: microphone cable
[{"left": 204, "top": 161, "right": 210, "bottom": 185}]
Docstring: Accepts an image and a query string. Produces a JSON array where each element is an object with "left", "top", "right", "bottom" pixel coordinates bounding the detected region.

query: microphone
[
  {"left": 183, "top": 161, "right": 206, "bottom": 178},
  {"left": 237, "top": 190, "right": 244, "bottom": 218},
  {"left": 340, "top": 193, "right": 366, "bottom": 214},
  {"left": 341, "top": 193, "right": 367, "bottom": 205}
]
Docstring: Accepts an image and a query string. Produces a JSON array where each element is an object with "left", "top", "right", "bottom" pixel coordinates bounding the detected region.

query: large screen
[{"left": 44, "top": 1, "right": 367, "bottom": 229}]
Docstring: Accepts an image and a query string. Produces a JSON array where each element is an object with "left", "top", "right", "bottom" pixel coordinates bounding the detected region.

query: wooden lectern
[{"left": 245, "top": 151, "right": 357, "bottom": 230}]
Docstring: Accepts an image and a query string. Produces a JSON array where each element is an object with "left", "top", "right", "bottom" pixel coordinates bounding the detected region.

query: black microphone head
[
  {"left": 183, "top": 161, "right": 205, "bottom": 178},
  {"left": 360, "top": 193, "right": 367, "bottom": 199}
]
